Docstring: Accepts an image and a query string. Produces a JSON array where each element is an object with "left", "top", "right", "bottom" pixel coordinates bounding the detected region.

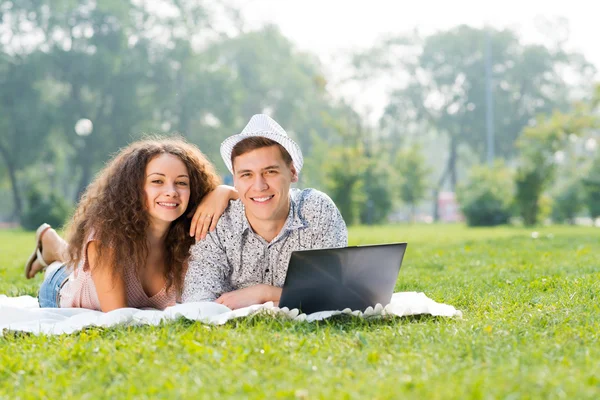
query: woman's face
[{"left": 143, "top": 153, "right": 191, "bottom": 229}]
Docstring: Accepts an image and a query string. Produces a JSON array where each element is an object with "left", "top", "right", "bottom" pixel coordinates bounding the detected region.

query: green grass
[{"left": 1, "top": 224, "right": 599, "bottom": 399}]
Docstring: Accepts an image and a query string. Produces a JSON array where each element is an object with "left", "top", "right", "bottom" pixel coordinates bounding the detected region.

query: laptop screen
[{"left": 279, "top": 243, "right": 407, "bottom": 314}]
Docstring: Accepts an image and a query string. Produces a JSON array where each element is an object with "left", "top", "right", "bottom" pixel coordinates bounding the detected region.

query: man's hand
[{"left": 215, "top": 284, "right": 282, "bottom": 310}]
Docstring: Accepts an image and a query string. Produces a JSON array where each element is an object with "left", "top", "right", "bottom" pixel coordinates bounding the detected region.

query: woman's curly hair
[{"left": 64, "top": 136, "right": 221, "bottom": 296}]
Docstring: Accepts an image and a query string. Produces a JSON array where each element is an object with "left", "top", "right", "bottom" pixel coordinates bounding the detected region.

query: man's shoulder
[
  {"left": 190, "top": 200, "right": 244, "bottom": 253},
  {"left": 292, "top": 188, "right": 335, "bottom": 208},
  {"left": 214, "top": 199, "right": 246, "bottom": 235},
  {"left": 292, "top": 188, "right": 341, "bottom": 224},
  {"left": 220, "top": 198, "right": 244, "bottom": 219},
  {"left": 290, "top": 188, "right": 347, "bottom": 247}
]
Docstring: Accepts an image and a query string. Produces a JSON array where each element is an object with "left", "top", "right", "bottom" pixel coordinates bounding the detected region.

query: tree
[
  {"left": 1, "top": 0, "right": 236, "bottom": 202},
  {"left": 0, "top": 1, "right": 360, "bottom": 224},
  {"left": 323, "top": 145, "right": 367, "bottom": 226},
  {"left": 551, "top": 180, "right": 585, "bottom": 224},
  {"left": 353, "top": 25, "right": 596, "bottom": 219},
  {"left": 457, "top": 161, "right": 514, "bottom": 226},
  {"left": 395, "top": 145, "right": 430, "bottom": 222},
  {"left": 0, "top": 50, "right": 55, "bottom": 220},
  {"left": 43, "top": 1, "right": 164, "bottom": 199},
  {"left": 515, "top": 102, "right": 598, "bottom": 225},
  {"left": 202, "top": 25, "right": 349, "bottom": 170},
  {"left": 359, "top": 156, "right": 395, "bottom": 225},
  {"left": 583, "top": 154, "right": 600, "bottom": 219},
  {"left": 582, "top": 86, "right": 600, "bottom": 220},
  {"left": 320, "top": 116, "right": 371, "bottom": 225}
]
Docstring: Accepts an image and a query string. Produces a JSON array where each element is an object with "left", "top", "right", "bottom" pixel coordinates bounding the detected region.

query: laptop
[{"left": 279, "top": 243, "right": 407, "bottom": 314}]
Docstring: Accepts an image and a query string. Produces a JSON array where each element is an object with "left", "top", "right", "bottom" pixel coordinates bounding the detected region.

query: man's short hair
[{"left": 231, "top": 137, "right": 294, "bottom": 170}]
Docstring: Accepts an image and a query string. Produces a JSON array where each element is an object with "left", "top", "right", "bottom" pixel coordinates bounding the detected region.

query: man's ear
[{"left": 290, "top": 165, "right": 299, "bottom": 183}]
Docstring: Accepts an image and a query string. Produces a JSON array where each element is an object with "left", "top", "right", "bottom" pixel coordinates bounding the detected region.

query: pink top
[{"left": 59, "top": 238, "right": 176, "bottom": 310}]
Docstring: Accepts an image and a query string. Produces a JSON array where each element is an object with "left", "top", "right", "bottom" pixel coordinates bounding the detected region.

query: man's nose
[{"left": 253, "top": 175, "right": 268, "bottom": 191}]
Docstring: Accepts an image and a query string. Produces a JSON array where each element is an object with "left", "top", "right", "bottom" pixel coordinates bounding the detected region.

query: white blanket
[{"left": 0, "top": 292, "right": 462, "bottom": 336}]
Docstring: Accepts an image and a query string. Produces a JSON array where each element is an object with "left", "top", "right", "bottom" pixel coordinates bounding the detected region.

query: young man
[{"left": 182, "top": 114, "right": 347, "bottom": 308}]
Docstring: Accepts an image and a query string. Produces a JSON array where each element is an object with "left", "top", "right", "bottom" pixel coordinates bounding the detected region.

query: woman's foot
[{"left": 24, "top": 224, "right": 67, "bottom": 279}]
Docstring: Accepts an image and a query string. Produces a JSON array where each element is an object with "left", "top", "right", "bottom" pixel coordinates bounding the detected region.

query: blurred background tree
[
  {"left": 395, "top": 145, "right": 430, "bottom": 222},
  {"left": 457, "top": 161, "right": 514, "bottom": 227},
  {"left": 514, "top": 101, "right": 599, "bottom": 226},
  {"left": 583, "top": 154, "right": 600, "bottom": 219},
  {"left": 353, "top": 25, "right": 596, "bottom": 221}
]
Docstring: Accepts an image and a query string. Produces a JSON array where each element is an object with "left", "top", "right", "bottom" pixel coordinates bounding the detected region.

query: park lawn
[{"left": 0, "top": 224, "right": 599, "bottom": 399}]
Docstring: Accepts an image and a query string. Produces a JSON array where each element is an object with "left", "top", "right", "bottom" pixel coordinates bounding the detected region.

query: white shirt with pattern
[{"left": 182, "top": 188, "right": 348, "bottom": 303}]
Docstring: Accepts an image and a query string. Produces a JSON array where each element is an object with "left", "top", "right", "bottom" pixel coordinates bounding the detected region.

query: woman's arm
[
  {"left": 189, "top": 185, "right": 239, "bottom": 241},
  {"left": 87, "top": 241, "right": 127, "bottom": 312}
]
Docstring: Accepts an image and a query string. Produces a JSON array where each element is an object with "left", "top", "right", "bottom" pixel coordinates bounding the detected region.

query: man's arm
[
  {"left": 215, "top": 284, "right": 281, "bottom": 309},
  {"left": 182, "top": 232, "right": 231, "bottom": 303}
]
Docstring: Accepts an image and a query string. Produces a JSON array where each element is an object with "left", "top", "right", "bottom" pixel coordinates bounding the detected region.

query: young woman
[{"left": 25, "top": 137, "right": 235, "bottom": 312}]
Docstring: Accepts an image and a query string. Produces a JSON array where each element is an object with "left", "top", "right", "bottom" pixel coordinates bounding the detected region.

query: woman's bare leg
[{"left": 28, "top": 228, "right": 68, "bottom": 278}]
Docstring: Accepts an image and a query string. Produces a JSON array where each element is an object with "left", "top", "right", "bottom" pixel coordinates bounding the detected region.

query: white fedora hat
[{"left": 220, "top": 114, "right": 304, "bottom": 174}]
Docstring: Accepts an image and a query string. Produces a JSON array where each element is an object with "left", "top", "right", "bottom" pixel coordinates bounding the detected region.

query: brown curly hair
[{"left": 64, "top": 136, "right": 221, "bottom": 296}]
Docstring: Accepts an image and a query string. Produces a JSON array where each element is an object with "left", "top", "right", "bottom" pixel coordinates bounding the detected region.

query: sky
[{"left": 233, "top": 0, "right": 599, "bottom": 119}]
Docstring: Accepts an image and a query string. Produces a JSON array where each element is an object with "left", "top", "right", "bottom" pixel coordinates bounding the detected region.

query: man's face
[{"left": 233, "top": 145, "right": 298, "bottom": 225}]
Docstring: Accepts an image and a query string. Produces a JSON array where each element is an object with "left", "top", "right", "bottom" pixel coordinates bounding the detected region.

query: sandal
[{"left": 24, "top": 223, "right": 52, "bottom": 279}]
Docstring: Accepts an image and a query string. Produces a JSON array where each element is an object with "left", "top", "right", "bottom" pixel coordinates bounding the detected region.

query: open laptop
[{"left": 279, "top": 243, "right": 407, "bottom": 314}]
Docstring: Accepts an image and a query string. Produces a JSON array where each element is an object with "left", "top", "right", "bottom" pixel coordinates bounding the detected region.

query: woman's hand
[{"left": 189, "top": 185, "right": 239, "bottom": 241}]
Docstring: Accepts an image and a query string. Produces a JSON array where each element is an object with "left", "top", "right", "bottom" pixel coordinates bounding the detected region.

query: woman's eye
[
  {"left": 152, "top": 180, "right": 163, "bottom": 184},
  {"left": 177, "top": 181, "right": 189, "bottom": 186}
]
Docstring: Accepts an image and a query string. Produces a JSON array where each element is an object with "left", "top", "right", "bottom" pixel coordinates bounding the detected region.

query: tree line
[{"left": 1, "top": 1, "right": 598, "bottom": 227}]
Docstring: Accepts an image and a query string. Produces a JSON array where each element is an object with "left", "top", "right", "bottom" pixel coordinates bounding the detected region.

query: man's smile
[{"left": 250, "top": 195, "right": 274, "bottom": 203}]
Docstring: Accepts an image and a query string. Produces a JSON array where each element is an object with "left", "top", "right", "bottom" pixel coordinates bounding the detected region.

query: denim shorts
[{"left": 38, "top": 264, "right": 70, "bottom": 308}]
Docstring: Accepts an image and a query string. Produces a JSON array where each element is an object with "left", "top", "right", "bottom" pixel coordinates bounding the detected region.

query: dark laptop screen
[{"left": 279, "top": 243, "right": 407, "bottom": 314}]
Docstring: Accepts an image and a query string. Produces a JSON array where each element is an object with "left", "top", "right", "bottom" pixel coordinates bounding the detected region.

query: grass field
[{"left": 0, "top": 224, "right": 599, "bottom": 399}]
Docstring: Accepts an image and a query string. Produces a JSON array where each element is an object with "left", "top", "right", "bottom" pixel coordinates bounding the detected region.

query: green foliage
[
  {"left": 515, "top": 166, "right": 545, "bottom": 226},
  {"left": 584, "top": 181, "right": 600, "bottom": 219},
  {"left": 515, "top": 104, "right": 598, "bottom": 226},
  {"left": 538, "top": 194, "right": 554, "bottom": 225},
  {"left": 306, "top": 130, "right": 395, "bottom": 225},
  {"left": 20, "top": 187, "right": 72, "bottom": 231},
  {"left": 551, "top": 180, "right": 586, "bottom": 224},
  {"left": 0, "top": 2, "right": 356, "bottom": 222},
  {"left": 0, "top": 50, "right": 56, "bottom": 219},
  {"left": 323, "top": 146, "right": 367, "bottom": 225},
  {"left": 457, "top": 161, "right": 514, "bottom": 226},
  {"left": 583, "top": 155, "right": 600, "bottom": 219},
  {"left": 0, "top": 175, "right": 13, "bottom": 222},
  {"left": 354, "top": 24, "right": 595, "bottom": 205},
  {"left": 359, "top": 157, "right": 395, "bottom": 224},
  {"left": 198, "top": 25, "right": 348, "bottom": 171},
  {"left": 389, "top": 26, "right": 591, "bottom": 159},
  {"left": 300, "top": 131, "right": 329, "bottom": 190},
  {"left": 2, "top": 225, "right": 600, "bottom": 398},
  {"left": 395, "top": 145, "right": 430, "bottom": 220}
]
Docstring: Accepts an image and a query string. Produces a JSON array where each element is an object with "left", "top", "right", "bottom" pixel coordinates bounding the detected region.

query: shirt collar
[{"left": 236, "top": 192, "right": 307, "bottom": 239}]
